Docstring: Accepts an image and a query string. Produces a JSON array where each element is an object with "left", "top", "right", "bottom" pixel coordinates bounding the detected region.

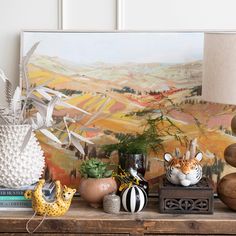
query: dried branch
[{"left": 0, "top": 42, "right": 91, "bottom": 155}]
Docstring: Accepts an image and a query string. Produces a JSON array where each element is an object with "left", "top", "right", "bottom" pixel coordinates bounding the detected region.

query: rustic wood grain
[
  {"left": 0, "top": 198, "right": 235, "bottom": 235},
  {"left": 158, "top": 177, "right": 214, "bottom": 214},
  {"left": 1, "top": 235, "right": 129, "bottom": 236}
]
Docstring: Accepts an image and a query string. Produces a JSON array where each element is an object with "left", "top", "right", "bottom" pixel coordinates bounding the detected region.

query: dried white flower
[{"left": 0, "top": 42, "right": 93, "bottom": 155}]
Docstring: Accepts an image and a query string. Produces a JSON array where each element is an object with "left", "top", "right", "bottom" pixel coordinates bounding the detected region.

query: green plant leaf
[
  {"left": 104, "top": 170, "right": 113, "bottom": 178},
  {"left": 79, "top": 158, "right": 113, "bottom": 179}
]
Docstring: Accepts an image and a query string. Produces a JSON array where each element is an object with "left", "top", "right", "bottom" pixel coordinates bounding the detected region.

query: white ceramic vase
[{"left": 0, "top": 125, "right": 45, "bottom": 188}]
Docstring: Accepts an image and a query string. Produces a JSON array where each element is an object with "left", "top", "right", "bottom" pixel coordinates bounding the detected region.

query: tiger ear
[
  {"left": 195, "top": 152, "right": 203, "bottom": 162},
  {"left": 164, "top": 153, "right": 173, "bottom": 162}
]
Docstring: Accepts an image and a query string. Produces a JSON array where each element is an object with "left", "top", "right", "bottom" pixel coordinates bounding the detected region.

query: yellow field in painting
[{"left": 27, "top": 59, "right": 236, "bottom": 190}]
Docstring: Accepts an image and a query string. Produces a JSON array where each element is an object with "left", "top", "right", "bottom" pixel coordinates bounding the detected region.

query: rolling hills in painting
[{"left": 27, "top": 54, "right": 236, "bottom": 190}]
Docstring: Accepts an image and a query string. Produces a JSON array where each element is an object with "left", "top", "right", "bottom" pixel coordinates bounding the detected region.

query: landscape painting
[{"left": 22, "top": 32, "right": 236, "bottom": 191}]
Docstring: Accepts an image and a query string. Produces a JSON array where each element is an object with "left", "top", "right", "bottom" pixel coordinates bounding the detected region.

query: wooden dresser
[{"left": 0, "top": 198, "right": 235, "bottom": 235}]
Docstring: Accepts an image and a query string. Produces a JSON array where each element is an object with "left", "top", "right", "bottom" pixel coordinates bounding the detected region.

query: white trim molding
[
  {"left": 116, "top": 0, "right": 125, "bottom": 30},
  {"left": 57, "top": 0, "right": 63, "bottom": 30}
]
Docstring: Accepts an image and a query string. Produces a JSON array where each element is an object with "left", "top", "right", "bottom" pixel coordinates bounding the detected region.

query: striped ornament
[{"left": 121, "top": 185, "right": 148, "bottom": 213}]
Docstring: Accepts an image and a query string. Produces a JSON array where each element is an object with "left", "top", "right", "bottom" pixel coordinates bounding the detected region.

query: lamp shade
[{"left": 202, "top": 33, "right": 236, "bottom": 105}]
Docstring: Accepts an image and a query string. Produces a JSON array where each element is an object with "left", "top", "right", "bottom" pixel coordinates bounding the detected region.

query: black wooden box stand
[{"left": 158, "top": 177, "right": 214, "bottom": 214}]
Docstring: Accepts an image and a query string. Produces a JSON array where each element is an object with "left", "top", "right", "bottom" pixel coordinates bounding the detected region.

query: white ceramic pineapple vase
[{"left": 0, "top": 125, "right": 45, "bottom": 188}]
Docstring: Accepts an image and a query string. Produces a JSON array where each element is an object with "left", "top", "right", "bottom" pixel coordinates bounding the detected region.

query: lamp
[{"left": 202, "top": 32, "right": 236, "bottom": 210}]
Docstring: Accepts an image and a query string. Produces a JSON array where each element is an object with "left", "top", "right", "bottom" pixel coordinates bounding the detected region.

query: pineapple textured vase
[{"left": 0, "top": 125, "right": 45, "bottom": 188}]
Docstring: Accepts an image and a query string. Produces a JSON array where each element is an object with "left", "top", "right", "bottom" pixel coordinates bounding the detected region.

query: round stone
[
  {"left": 217, "top": 173, "right": 236, "bottom": 210},
  {"left": 231, "top": 115, "right": 236, "bottom": 134},
  {"left": 224, "top": 143, "right": 236, "bottom": 167}
]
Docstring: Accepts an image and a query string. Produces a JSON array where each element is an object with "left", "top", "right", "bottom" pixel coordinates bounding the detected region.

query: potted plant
[
  {"left": 0, "top": 43, "right": 91, "bottom": 188},
  {"left": 79, "top": 158, "right": 117, "bottom": 208},
  {"left": 103, "top": 114, "right": 187, "bottom": 177},
  {"left": 103, "top": 133, "right": 148, "bottom": 177}
]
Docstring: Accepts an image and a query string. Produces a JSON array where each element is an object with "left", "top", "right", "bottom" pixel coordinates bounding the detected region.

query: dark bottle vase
[
  {"left": 119, "top": 153, "right": 147, "bottom": 176},
  {"left": 118, "top": 153, "right": 149, "bottom": 195}
]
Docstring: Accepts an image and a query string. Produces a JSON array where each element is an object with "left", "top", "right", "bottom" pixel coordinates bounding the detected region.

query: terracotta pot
[{"left": 79, "top": 177, "right": 117, "bottom": 208}]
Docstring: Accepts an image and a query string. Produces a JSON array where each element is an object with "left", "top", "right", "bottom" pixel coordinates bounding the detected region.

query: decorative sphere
[
  {"left": 224, "top": 143, "right": 236, "bottom": 167},
  {"left": 231, "top": 115, "right": 236, "bottom": 134},
  {"left": 121, "top": 185, "right": 148, "bottom": 213},
  {"left": 217, "top": 173, "right": 236, "bottom": 211}
]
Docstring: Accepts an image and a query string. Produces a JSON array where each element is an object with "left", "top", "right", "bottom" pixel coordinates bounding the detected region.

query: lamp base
[{"left": 217, "top": 172, "right": 236, "bottom": 211}]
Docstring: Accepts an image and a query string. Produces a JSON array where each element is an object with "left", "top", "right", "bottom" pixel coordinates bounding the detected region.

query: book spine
[
  {"left": 0, "top": 189, "right": 51, "bottom": 196},
  {"left": 0, "top": 196, "right": 27, "bottom": 201},
  {"left": 0, "top": 190, "right": 25, "bottom": 196},
  {"left": 0, "top": 207, "right": 33, "bottom": 211},
  {"left": 0, "top": 200, "right": 32, "bottom": 208}
]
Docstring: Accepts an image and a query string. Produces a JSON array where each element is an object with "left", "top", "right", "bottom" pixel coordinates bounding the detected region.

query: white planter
[{"left": 0, "top": 125, "right": 45, "bottom": 188}]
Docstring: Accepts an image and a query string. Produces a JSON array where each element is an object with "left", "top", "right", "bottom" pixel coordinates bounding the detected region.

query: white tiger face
[{"left": 164, "top": 152, "right": 203, "bottom": 187}]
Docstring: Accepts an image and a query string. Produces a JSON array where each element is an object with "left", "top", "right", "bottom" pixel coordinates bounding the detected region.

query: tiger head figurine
[{"left": 164, "top": 138, "right": 203, "bottom": 187}]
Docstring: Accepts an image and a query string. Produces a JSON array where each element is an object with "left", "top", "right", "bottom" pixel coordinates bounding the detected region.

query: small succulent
[{"left": 79, "top": 158, "right": 113, "bottom": 179}]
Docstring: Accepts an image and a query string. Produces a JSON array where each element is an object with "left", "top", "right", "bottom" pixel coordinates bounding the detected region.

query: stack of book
[{"left": 0, "top": 182, "right": 55, "bottom": 211}]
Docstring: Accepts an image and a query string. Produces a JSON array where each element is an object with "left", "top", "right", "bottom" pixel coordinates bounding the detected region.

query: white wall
[
  {"left": 122, "top": 0, "right": 236, "bottom": 30},
  {"left": 0, "top": 0, "right": 58, "bottom": 90},
  {"left": 1, "top": 0, "right": 236, "bottom": 103},
  {"left": 62, "top": 0, "right": 117, "bottom": 30}
]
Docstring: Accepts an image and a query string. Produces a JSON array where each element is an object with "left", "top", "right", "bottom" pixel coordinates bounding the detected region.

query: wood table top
[{"left": 0, "top": 198, "right": 235, "bottom": 235}]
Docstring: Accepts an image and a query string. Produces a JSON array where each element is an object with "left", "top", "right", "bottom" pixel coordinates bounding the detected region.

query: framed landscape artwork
[{"left": 21, "top": 31, "right": 236, "bottom": 192}]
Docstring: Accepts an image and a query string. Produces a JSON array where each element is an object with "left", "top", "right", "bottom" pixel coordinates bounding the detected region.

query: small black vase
[
  {"left": 118, "top": 153, "right": 149, "bottom": 195},
  {"left": 119, "top": 153, "right": 147, "bottom": 176}
]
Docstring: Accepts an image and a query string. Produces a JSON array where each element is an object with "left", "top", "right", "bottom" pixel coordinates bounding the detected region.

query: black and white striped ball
[{"left": 121, "top": 185, "right": 148, "bottom": 213}]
